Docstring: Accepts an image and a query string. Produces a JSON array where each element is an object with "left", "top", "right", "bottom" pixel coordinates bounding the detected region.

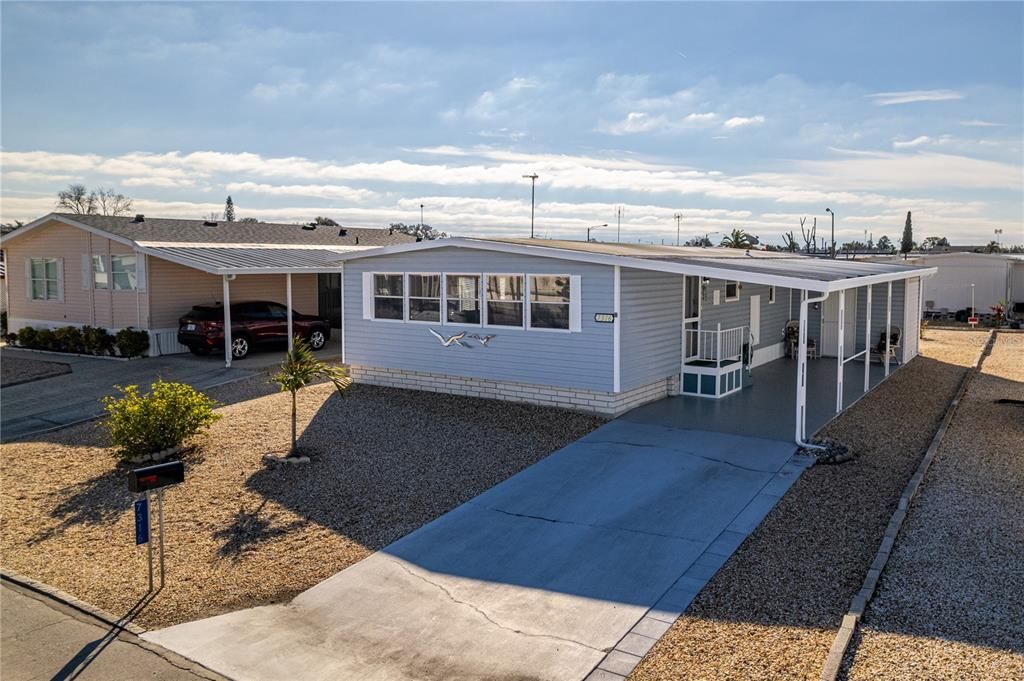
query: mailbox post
[{"left": 129, "top": 461, "right": 184, "bottom": 591}]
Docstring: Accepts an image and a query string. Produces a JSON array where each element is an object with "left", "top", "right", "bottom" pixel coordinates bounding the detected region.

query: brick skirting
[{"left": 348, "top": 365, "right": 679, "bottom": 416}]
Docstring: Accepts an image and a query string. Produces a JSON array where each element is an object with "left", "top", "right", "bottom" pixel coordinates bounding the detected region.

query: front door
[
  {"left": 682, "top": 275, "right": 701, "bottom": 360},
  {"left": 821, "top": 290, "right": 858, "bottom": 356}
]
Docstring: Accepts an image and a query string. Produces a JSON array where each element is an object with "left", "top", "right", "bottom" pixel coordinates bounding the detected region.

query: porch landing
[{"left": 622, "top": 357, "right": 891, "bottom": 442}]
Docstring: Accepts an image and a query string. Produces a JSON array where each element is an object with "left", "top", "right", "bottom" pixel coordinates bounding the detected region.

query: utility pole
[
  {"left": 522, "top": 174, "right": 539, "bottom": 238},
  {"left": 674, "top": 213, "right": 683, "bottom": 246},
  {"left": 615, "top": 206, "right": 625, "bottom": 242},
  {"left": 419, "top": 203, "right": 424, "bottom": 231}
]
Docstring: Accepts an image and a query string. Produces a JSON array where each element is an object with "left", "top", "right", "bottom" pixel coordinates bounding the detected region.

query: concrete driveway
[
  {"left": 145, "top": 418, "right": 809, "bottom": 681},
  {"left": 0, "top": 348, "right": 254, "bottom": 442}
]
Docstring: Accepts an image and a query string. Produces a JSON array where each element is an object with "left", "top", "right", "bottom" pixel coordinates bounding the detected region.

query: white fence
[{"left": 684, "top": 324, "right": 749, "bottom": 365}]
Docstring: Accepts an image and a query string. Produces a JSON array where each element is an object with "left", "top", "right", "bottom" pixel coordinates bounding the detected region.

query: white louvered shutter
[{"left": 362, "top": 272, "right": 373, "bottom": 319}]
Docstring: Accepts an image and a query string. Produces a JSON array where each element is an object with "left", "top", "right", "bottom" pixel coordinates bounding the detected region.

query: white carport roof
[
  {"left": 330, "top": 237, "right": 936, "bottom": 292},
  {"left": 135, "top": 242, "right": 361, "bottom": 275}
]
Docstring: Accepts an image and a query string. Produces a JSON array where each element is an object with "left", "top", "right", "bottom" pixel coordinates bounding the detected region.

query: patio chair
[
  {"left": 871, "top": 326, "right": 902, "bottom": 365},
  {"left": 784, "top": 320, "right": 817, "bottom": 359}
]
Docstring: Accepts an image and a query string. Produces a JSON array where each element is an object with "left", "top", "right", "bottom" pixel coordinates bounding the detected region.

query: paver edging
[{"left": 818, "top": 329, "right": 997, "bottom": 681}]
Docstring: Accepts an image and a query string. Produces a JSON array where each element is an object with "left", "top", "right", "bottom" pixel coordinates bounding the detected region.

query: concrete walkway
[
  {"left": 145, "top": 419, "right": 810, "bottom": 681},
  {"left": 0, "top": 579, "right": 225, "bottom": 681}
]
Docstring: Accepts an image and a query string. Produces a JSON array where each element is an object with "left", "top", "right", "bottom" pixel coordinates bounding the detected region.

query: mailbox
[{"left": 129, "top": 461, "right": 185, "bottom": 493}]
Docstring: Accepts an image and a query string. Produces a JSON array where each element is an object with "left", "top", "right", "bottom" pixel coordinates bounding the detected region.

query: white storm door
[{"left": 749, "top": 294, "right": 761, "bottom": 346}]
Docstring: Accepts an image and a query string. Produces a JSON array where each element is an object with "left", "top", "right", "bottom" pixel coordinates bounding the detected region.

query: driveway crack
[
  {"left": 477, "top": 503, "right": 699, "bottom": 542},
  {"left": 582, "top": 439, "right": 780, "bottom": 474},
  {"left": 385, "top": 559, "right": 607, "bottom": 653}
]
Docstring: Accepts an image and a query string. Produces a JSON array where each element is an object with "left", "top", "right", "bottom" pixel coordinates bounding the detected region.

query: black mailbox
[{"left": 129, "top": 461, "right": 185, "bottom": 493}]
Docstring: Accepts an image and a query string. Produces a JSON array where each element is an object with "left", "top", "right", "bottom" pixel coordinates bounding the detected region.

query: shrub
[
  {"left": 102, "top": 380, "right": 221, "bottom": 460},
  {"left": 115, "top": 327, "right": 149, "bottom": 357},
  {"left": 34, "top": 328, "right": 57, "bottom": 351},
  {"left": 2, "top": 332, "right": 17, "bottom": 345},
  {"left": 0, "top": 311, "right": 7, "bottom": 335},
  {"left": 16, "top": 326, "right": 37, "bottom": 348},
  {"left": 54, "top": 326, "right": 86, "bottom": 354},
  {"left": 82, "top": 326, "right": 116, "bottom": 356}
]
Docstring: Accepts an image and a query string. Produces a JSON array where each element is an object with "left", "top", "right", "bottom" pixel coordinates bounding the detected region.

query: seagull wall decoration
[{"left": 428, "top": 328, "right": 468, "bottom": 347}]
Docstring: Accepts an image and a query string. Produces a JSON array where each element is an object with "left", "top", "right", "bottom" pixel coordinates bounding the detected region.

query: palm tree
[
  {"left": 273, "top": 338, "right": 352, "bottom": 456},
  {"left": 720, "top": 229, "right": 753, "bottom": 249}
]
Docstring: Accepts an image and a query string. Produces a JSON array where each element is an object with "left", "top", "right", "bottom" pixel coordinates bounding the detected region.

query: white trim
[
  {"left": 613, "top": 266, "right": 621, "bottom": 392},
  {"left": 751, "top": 341, "right": 785, "bottom": 367},
  {"left": 768, "top": 285, "right": 776, "bottom": 304},
  {"left": 136, "top": 241, "right": 368, "bottom": 251},
  {"left": 369, "top": 271, "right": 405, "bottom": 322},
  {"left": 223, "top": 275, "right": 232, "bottom": 368},
  {"left": 340, "top": 264, "right": 347, "bottom": 364},
  {"left": 527, "top": 273, "right": 572, "bottom": 333},
  {"left": 405, "top": 271, "right": 442, "bottom": 325},
  {"left": 724, "top": 280, "right": 740, "bottom": 302},
  {"left": 442, "top": 272, "right": 483, "bottom": 327},
  {"left": 328, "top": 237, "right": 935, "bottom": 293}
]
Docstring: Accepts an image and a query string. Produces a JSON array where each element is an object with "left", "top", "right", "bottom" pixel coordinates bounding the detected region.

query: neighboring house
[
  {"left": 0, "top": 213, "right": 415, "bottom": 355},
  {"left": 334, "top": 238, "right": 934, "bottom": 440},
  {"left": 901, "top": 252, "right": 1024, "bottom": 314}
]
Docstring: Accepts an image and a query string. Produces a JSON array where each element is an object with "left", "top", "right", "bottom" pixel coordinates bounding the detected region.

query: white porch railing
[{"left": 684, "top": 324, "right": 749, "bottom": 366}]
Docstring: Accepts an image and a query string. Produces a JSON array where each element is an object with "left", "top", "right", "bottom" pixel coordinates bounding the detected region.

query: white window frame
[
  {"left": 768, "top": 285, "right": 776, "bottom": 304},
  {"left": 405, "top": 272, "right": 442, "bottom": 325},
  {"left": 527, "top": 273, "right": 572, "bottom": 333},
  {"left": 484, "top": 273, "right": 527, "bottom": 330},
  {"left": 110, "top": 254, "right": 138, "bottom": 291},
  {"left": 92, "top": 254, "right": 109, "bottom": 290},
  {"left": 724, "top": 280, "right": 740, "bottom": 302},
  {"left": 443, "top": 272, "right": 483, "bottom": 328},
  {"left": 371, "top": 272, "right": 405, "bottom": 322},
  {"left": 29, "top": 257, "right": 61, "bottom": 301}
]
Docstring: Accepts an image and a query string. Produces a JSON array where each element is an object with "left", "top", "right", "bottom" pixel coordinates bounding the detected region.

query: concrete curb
[
  {"left": 1, "top": 567, "right": 148, "bottom": 635},
  {"left": 818, "top": 329, "right": 997, "bottom": 681}
]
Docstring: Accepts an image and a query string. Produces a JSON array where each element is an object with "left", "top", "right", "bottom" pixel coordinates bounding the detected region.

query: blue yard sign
[{"left": 134, "top": 498, "right": 149, "bottom": 545}]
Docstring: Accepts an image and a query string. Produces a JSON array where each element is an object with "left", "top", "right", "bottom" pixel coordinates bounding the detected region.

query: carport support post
[
  {"left": 795, "top": 290, "right": 809, "bottom": 442},
  {"left": 286, "top": 272, "right": 294, "bottom": 352},
  {"left": 885, "top": 281, "right": 892, "bottom": 377},
  {"left": 864, "top": 285, "right": 872, "bottom": 392},
  {"left": 836, "top": 289, "right": 845, "bottom": 413},
  {"left": 223, "top": 275, "right": 232, "bottom": 368}
]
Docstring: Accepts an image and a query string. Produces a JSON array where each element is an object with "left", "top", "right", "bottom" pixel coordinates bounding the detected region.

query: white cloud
[
  {"left": 250, "top": 78, "right": 309, "bottom": 100},
  {"left": 867, "top": 89, "right": 964, "bottom": 106},
  {"left": 2, "top": 171, "right": 79, "bottom": 183},
  {"left": 959, "top": 119, "right": 1005, "bottom": 128},
  {"left": 122, "top": 176, "right": 195, "bottom": 188},
  {"left": 892, "top": 135, "right": 932, "bottom": 149},
  {"left": 225, "top": 181, "right": 378, "bottom": 202},
  {"left": 723, "top": 115, "right": 765, "bottom": 129},
  {"left": 600, "top": 111, "right": 721, "bottom": 135}
]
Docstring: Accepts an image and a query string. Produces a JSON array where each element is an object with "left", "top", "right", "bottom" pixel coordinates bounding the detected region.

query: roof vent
[
  {"left": 388, "top": 227, "right": 394, "bottom": 235},
  {"left": 355, "top": 236, "right": 359, "bottom": 245},
  {"left": 302, "top": 223, "right": 316, "bottom": 230},
  {"left": 416, "top": 237, "right": 423, "bottom": 242},
  {"left": 132, "top": 214, "right": 145, "bottom": 223},
  {"left": 203, "top": 220, "right": 218, "bottom": 227},
  {"left": 338, "top": 228, "right": 348, "bottom": 237}
]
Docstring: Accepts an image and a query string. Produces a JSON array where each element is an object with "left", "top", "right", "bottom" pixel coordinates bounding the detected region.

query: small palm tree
[
  {"left": 273, "top": 338, "right": 352, "bottom": 456},
  {"left": 720, "top": 229, "right": 753, "bottom": 249}
]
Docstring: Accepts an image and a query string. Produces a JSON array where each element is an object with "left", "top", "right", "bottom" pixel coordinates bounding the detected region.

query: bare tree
[
  {"left": 95, "top": 188, "right": 133, "bottom": 216},
  {"left": 782, "top": 231, "right": 799, "bottom": 252},
  {"left": 57, "top": 184, "right": 97, "bottom": 214},
  {"left": 799, "top": 217, "right": 817, "bottom": 254}
]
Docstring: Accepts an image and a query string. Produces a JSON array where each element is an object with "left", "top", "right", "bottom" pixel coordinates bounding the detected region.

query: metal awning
[{"left": 136, "top": 244, "right": 360, "bottom": 275}]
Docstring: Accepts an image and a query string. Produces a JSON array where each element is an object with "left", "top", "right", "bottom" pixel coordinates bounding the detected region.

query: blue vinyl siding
[
  {"left": 343, "top": 247, "right": 615, "bottom": 391},
  {"left": 701, "top": 279, "right": 794, "bottom": 351},
  {"left": 619, "top": 269, "right": 683, "bottom": 391},
  {"left": 854, "top": 279, "right": 906, "bottom": 354}
]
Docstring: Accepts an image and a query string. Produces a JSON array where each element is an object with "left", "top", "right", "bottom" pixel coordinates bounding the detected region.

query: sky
[{"left": 2, "top": 1, "right": 1022, "bottom": 247}]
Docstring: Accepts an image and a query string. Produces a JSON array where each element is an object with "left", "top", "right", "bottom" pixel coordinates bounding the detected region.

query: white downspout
[
  {"left": 796, "top": 289, "right": 830, "bottom": 450},
  {"left": 339, "top": 265, "right": 346, "bottom": 364},
  {"left": 286, "top": 272, "right": 294, "bottom": 352},
  {"left": 864, "top": 284, "right": 872, "bottom": 393},
  {"left": 885, "top": 281, "right": 892, "bottom": 376},
  {"left": 836, "top": 289, "right": 845, "bottom": 413}
]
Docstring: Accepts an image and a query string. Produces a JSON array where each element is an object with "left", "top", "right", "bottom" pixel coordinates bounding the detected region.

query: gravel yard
[
  {"left": 0, "top": 380, "right": 603, "bottom": 629},
  {"left": 841, "top": 332, "right": 1024, "bottom": 680},
  {"left": 1, "top": 355, "right": 72, "bottom": 387},
  {"left": 629, "top": 329, "right": 991, "bottom": 680}
]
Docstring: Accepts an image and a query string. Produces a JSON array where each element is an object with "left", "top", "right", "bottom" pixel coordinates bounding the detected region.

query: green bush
[
  {"left": 16, "top": 326, "right": 38, "bottom": 348},
  {"left": 54, "top": 326, "right": 86, "bottom": 354},
  {"left": 82, "top": 326, "right": 116, "bottom": 356},
  {"left": 34, "top": 328, "right": 57, "bottom": 351},
  {"left": 102, "top": 380, "right": 221, "bottom": 460},
  {"left": 115, "top": 327, "right": 149, "bottom": 357}
]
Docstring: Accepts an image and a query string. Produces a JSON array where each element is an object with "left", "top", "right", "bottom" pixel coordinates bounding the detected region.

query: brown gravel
[
  {"left": 0, "top": 381, "right": 603, "bottom": 629},
  {"left": 629, "top": 329, "right": 991, "bottom": 681},
  {"left": 841, "top": 332, "right": 1024, "bottom": 680},
  {"left": 1, "top": 355, "right": 72, "bottom": 387}
]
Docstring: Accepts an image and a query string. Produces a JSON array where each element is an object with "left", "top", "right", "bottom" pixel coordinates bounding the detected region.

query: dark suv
[{"left": 177, "top": 301, "right": 331, "bottom": 359}]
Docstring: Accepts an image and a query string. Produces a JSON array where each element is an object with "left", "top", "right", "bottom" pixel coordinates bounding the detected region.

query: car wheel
[
  {"left": 231, "top": 336, "right": 250, "bottom": 359},
  {"left": 308, "top": 328, "right": 327, "bottom": 350},
  {"left": 188, "top": 345, "right": 211, "bottom": 356}
]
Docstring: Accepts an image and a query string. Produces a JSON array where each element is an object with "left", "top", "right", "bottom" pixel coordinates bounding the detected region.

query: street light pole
[
  {"left": 523, "top": 174, "right": 539, "bottom": 238},
  {"left": 615, "top": 206, "right": 624, "bottom": 243},
  {"left": 587, "top": 223, "right": 608, "bottom": 242},
  {"left": 674, "top": 213, "right": 683, "bottom": 246},
  {"left": 825, "top": 208, "right": 836, "bottom": 258},
  {"left": 419, "top": 203, "right": 424, "bottom": 231}
]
